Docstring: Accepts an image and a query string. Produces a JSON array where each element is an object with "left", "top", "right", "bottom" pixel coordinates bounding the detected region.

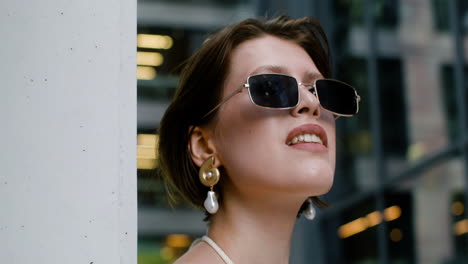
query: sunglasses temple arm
[{"left": 202, "top": 85, "right": 245, "bottom": 119}]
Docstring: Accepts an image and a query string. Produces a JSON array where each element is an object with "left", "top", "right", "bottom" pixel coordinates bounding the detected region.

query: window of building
[{"left": 440, "top": 64, "right": 468, "bottom": 143}]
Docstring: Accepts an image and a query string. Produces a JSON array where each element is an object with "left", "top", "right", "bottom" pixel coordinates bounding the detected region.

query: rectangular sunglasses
[{"left": 203, "top": 73, "right": 360, "bottom": 118}]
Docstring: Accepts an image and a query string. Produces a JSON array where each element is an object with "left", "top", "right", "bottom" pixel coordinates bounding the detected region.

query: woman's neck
[{"left": 207, "top": 191, "right": 305, "bottom": 264}]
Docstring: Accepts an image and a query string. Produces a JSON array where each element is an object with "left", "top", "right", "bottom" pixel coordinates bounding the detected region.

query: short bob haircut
[{"left": 158, "top": 16, "right": 331, "bottom": 215}]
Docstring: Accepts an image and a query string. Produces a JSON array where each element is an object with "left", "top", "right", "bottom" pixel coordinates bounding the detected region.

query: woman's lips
[{"left": 285, "top": 124, "right": 328, "bottom": 152}]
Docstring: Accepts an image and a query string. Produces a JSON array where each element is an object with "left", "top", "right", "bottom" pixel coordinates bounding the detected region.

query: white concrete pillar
[{"left": 0, "top": 1, "right": 136, "bottom": 263}]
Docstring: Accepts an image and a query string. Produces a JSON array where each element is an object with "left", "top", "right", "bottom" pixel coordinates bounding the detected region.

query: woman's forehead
[{"left": 229, "top": 36, "right": 318, "bottom": 74}]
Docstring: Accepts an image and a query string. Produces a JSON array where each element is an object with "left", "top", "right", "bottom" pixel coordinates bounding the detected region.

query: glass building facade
[{"left": 136, "top": 0, "right": 468, "bottom": 263}]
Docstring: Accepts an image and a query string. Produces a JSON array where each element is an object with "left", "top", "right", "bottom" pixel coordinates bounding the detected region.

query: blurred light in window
[
  {"left": 384, "top": 205, "right": 401, "bottom": 221},
  {"left": 338, "top": 205, "right": 402, "bottom": 239},
  {"left": 165, "top": 234, "right": 191, "bottom": 248},
  {"left": 137, "top": 66, "right": 157, "bottom": 80},
  {"left": 454, "top": 219, "right": 468, "bottom": 236},
  {"left": 452, "top": 201, "right": 464, "bottom": 216},
  {"left": 407, "top": 142, "right": 425, "bottom": 161},
  {"left": 366, "top": 211, "right": 383, "bottom": 227},
  {"left": 138, "top": 34, "right": 173, "bottom": 50},
  {"left": 137, "top": 51, "right": 163, "bottom": 66},
  {"left": 137, "top": 134, "right": 158, "bottom": 169},
  {"left": 390, "top": 228, "right": 403, "bottom": 242},
  {"left": 160, "top": 246, "right": 174, "bottom": 261},
  {"left": 338, "top": 217, "right": 368, "bottom": 239}
]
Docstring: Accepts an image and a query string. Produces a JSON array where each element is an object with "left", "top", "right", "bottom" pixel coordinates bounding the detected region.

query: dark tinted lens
[
  {"left": 248, "top": 74, "right": 299, "bottom": 108},
  {"left": 315, "top": 79, "right": 358, "bottom": 115}
]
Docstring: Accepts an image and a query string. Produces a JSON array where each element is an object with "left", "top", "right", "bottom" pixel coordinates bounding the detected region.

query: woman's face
[{"left": 212, "top": 35, "right": 336, "bottom": 199}]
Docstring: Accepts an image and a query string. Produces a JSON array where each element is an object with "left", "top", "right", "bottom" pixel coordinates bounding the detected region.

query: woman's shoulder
[{"left": 174, "top": 240, "right": 224, "bottom": 264}]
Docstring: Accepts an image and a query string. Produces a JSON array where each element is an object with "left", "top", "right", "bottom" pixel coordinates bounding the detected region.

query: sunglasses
[{"left": 203, "top": 73, "right": 360, "bottom": 118}]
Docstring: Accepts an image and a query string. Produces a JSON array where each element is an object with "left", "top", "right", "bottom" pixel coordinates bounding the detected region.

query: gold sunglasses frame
[{"left": 202, "top": 73, "right": 361, "bottom": 119}]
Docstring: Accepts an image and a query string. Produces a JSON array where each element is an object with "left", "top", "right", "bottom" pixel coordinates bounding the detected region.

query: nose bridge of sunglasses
[
  {"left": 297, "top": 83, "right": 318, "bottom": 101},
  {"left": 296, "top": 84, "right": 322, "bottom": 110},
  {"left": 298, "top": 82, "right": 315, "bottom": 92}
]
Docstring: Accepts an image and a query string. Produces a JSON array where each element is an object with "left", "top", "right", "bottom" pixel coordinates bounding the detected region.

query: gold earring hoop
[
  {"left": 199, "top": 156, "right": 220, "bottom": 214},
  {"left": 199, "top": 156, "right": 220, "bottom": 188}
]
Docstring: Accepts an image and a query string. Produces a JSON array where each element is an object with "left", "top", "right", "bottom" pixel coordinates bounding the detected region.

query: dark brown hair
[{"left": 158, "top": 16, "right": 331, "bottom": 214}]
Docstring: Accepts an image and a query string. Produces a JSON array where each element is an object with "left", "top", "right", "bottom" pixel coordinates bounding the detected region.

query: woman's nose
[{"left": 291, "top": 86, "right": 321, "bottom": 118}]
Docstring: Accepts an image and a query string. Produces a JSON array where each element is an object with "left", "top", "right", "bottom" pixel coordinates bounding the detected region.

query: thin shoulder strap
[{"left": 194, "top": 235, "right": 234, "bottom": 264}]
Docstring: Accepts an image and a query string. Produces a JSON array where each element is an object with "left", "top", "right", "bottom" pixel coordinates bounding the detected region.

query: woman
[{"left": 158, "top": 16, "right": 360, "bottom": 264}]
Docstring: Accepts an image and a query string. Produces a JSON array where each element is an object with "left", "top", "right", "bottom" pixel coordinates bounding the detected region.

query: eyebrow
[
  {"left": 249, "top": 65, "right": 288, "bottom": 76},
  {"left": 249, "top": 65, "right": 323, "bottom": 82},
  {"left": 303, "top": 72, "right": 323, "bottom": 82}
]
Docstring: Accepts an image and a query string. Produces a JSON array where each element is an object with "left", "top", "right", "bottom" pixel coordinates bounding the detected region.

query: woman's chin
[{"left": 299, "top": 172, "right": 335, "bottom": 196}]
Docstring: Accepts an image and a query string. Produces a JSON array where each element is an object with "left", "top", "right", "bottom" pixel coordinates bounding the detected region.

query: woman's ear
[{"left": 189, "top": 126, "right": 220, "bottom": 168}]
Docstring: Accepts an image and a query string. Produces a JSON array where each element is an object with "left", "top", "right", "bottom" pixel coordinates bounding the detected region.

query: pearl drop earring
[
  {"left": 304, "top": 198, "right": 316, "bottom": 220},
  {"left": 199, "top": 156, "right": 220, "bottom": 214}
]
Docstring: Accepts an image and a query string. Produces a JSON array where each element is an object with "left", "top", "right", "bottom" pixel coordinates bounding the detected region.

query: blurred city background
[{"left": 135, "top": 0, "right": 468, "bottom": 263}]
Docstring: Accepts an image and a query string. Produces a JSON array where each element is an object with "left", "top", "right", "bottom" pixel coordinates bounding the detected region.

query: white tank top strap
[{"left": 190, "top": 235, "right": 234, "bottom": 264}]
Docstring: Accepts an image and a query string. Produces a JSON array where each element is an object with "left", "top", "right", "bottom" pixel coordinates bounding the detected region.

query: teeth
[
  {"left": 311, "top": 134, "right": 322, "bottom": 143},
  {"left": 288, "top": 133, "right": 323, "bottom": 145}
]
